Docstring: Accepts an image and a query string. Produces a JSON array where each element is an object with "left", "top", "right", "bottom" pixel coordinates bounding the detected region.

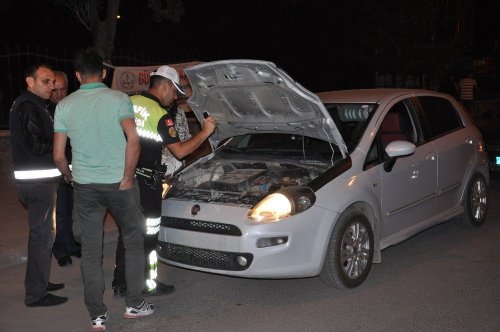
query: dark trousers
[
  {"left": 16, "top": 181, "right": 57, "bottom": 305},
  {"left": 73, "top": 180, "right": 145, "bottom": 317},
  {"left": 52, "top": 178, "right": 80, "bottom": 259},
  {"left": 113, "top": 175, "right": 162, "bottom": 288},
  {"left": 114, "top": 229, "right": 159, "bottom": 288}
]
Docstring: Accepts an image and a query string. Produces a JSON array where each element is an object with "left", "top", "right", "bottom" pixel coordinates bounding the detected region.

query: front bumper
[{"left": 157, "top": 199, "right": 338, "bottom": 278}]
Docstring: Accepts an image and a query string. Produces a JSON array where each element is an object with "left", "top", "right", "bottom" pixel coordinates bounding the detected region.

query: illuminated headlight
[
  {"left": 248, "top": 186, "right": 316, "bottom": 223},
  {"left": 248, "top": 193, "right": 292, "bottom": 222}
]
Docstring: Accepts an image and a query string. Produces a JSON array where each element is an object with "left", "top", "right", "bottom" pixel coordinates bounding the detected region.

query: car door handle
[{"left": 425, "top": 153, "right": 436, "bottom": 161}]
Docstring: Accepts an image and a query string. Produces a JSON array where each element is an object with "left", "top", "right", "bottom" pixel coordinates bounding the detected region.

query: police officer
[
  {"left": 10, "top": 64, "right": 68, "bottom": 307},
  {"left": 112, "top": 65, "right": 216, "bottom": 296}
]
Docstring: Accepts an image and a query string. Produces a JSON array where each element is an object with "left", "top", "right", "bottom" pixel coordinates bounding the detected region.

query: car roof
[{"left": 317, "top": 89, "right": 444, "bottom": 104}]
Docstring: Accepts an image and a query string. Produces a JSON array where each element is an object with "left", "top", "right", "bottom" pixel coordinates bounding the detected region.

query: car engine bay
[{"left": 168, "top": 157, "right": 331, "bottom": 205}]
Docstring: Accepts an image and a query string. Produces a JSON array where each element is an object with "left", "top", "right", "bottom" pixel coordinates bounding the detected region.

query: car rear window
[{"left": 416, "top": 96, "right": 464, "bottom": 141}]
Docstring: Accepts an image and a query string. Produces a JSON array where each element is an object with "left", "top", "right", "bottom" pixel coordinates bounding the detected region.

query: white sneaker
[
  {"left": 91, "top": 313, "right": 107, "bottom": 331},
  {"left": 123, "top": 300, "right": 155, "bottom": 319}
]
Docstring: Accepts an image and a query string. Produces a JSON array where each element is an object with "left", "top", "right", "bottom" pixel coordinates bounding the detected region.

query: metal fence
[{"left": 0, "top": 45, "right": 199, "bottom": 129}]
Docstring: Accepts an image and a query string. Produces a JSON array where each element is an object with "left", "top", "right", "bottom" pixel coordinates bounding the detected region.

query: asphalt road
[{"left": 1, "top": 180, "right": 499, "bottom": 332}]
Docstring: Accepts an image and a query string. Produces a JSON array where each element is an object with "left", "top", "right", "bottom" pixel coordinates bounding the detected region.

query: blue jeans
[
  {"left": 73, "top": 179, "right": 145, "bottom": 317},
  {"left": 16, "top": 181, "right": 57, "bottom": 305}
]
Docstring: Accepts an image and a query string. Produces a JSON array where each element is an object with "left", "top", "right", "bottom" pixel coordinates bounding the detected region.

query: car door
[
  {"left": 414, "top": 96, "right": 475, "bottom": 211},
  {"left": 377, "top": 99, "right": 438, "bottom": 238}
]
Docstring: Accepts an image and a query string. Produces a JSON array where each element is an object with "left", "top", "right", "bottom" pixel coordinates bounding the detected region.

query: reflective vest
[
  {"left": 131, "top": 95, "right": 166, "bottom": 142},
  {"left": 14, "top": 168, "right": 61, "bottom": 180},
  {"left": 132, "top": 93, "right": 174, "bottom": 169}
]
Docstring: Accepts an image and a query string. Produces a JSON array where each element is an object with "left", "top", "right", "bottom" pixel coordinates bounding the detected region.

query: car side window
[
  {"left": 364, "top": 100, "right": 416, "bottom": 170},
  {"left": 415, "top": 96, "right": 464, "bottom": 141},
  {"left": 378, "top": 102, "right": 416, "bottom": 148}
]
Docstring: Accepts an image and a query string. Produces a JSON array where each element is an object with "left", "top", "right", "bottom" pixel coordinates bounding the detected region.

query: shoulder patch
[{"left": 169, "top": 126, "right": 177, "bottom": 137}]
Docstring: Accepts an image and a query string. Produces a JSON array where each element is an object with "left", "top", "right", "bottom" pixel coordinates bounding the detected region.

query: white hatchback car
[{"left": 157, "top": 60, "right": 489, "bottom": 288}]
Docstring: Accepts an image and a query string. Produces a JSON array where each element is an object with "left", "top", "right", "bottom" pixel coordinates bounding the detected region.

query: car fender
[
  {"left": 313, "top": 156, "right": 383, "bottom": 263},
  {"left": 456, "top": 125, "right": 490, "bottom": 203}
]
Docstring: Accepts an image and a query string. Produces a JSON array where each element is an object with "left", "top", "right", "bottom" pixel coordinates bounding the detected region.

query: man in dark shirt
[
  {"left": 49, "top": 70, "right": 81, "bottom": 267},
  {"left": 10, "top": 64, "right": 68, "bottom": 307}
]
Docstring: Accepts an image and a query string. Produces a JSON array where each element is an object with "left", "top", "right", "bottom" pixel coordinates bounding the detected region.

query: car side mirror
[{"left": 383, "top": 140, "right": 416, "bottom": 172}]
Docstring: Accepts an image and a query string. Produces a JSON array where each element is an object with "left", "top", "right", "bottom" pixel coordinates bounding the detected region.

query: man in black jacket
[
  {"left": 10, "top": 64, "right": 68, "bottom": 307},
  {"left": 49, "top": 70, "right": 81, "bottom": 267}
]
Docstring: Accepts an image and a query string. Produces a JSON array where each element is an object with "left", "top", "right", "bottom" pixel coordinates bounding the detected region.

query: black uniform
[{"left": 10, "top": 91, "right": 61, "bottom": 305}]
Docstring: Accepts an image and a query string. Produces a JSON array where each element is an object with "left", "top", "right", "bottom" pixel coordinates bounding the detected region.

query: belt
[{"left": 136, "top": 167, "right": 153, "bottom": 178}]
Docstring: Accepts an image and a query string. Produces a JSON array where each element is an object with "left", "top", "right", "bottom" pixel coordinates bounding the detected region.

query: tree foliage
[
  {"left": 48, "top": 0, "right": 184, "bottom": 62},
  {"left": 338, "top": 0, "right": 464, "bottom": 77}
]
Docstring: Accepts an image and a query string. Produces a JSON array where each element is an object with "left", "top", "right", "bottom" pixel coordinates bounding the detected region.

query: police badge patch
[{"left": 169, "top": 126, "right": 177, "bottom": 137}]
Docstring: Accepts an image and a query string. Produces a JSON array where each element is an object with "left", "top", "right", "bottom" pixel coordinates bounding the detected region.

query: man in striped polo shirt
[{"left": 458, "top": 73, "right": 480, "bottom": 112}]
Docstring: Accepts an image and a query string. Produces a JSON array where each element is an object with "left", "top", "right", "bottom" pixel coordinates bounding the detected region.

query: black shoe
[
  {"left": 71, "top": 249, "right": 82, "bottom": 258},
  {"left": 46, "top": 282, "right": 65, "bottom": 291},
  {"left": 142, "top": 282, "right": 175, "bottom": 297},
  {"left": 57, "top": 256, "right": 72, "bottom": 267},
  {"left": 26, "top": 293, "right": 68, "bottom": 307}
]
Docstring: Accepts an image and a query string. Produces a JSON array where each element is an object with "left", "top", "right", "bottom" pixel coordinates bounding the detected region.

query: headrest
[{"left": 381, "top": 113, "right": 401, "bottom": 133}]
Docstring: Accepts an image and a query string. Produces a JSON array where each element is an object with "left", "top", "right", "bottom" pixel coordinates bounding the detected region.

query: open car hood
[{"left": 184, "top": 60, "right": 347, "bottom": 157}]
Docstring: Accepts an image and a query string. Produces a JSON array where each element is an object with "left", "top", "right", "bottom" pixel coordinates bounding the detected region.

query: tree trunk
[{"left": 89, "top": 0, "right": 121, "bottom": 63}]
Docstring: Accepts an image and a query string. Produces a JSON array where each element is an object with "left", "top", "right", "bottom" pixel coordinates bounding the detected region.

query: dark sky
[
  {"left": 0, "top": 0, "right": 325, "bottom": 59},
  {"left": 0, "top": 0, "right": 338, "bottom": 90},
  {"left": 114, "top": 0, "right": 337, "bottom": 89},
  {"left": 1, "top": 0, "right": 499, "bottom": 92}
]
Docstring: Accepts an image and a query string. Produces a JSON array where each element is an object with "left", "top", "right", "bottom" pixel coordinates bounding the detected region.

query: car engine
[{"left": 168, "top": 158, "right": 329, "bottom": 205}]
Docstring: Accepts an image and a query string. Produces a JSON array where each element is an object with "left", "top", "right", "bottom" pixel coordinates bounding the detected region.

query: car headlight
[{"left": 248, "top": 186, "right": 316, "bottom": 223}]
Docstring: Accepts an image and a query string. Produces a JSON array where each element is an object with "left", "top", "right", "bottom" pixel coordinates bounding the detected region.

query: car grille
[
  {"left": 157, "top": 241, "right": 253, "bottom": 271},
  {"left": 161, "top": 216, "right": 242, "bottom": 236}
]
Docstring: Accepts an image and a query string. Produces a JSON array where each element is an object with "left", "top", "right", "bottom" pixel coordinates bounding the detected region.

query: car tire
[
  {"left": 320, "top": 207, "right": 374, "bottom": 288},
  {"left": 462, "top": 173, "right": 488, "bottom": 227}
]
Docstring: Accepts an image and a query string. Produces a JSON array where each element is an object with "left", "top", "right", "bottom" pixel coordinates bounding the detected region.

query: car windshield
[
  {"left": 220, "top": 133, "right": 341, "bottom": 165},
  {"left": 324, "top": 103, "right": 377, "bottom": 152}
]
